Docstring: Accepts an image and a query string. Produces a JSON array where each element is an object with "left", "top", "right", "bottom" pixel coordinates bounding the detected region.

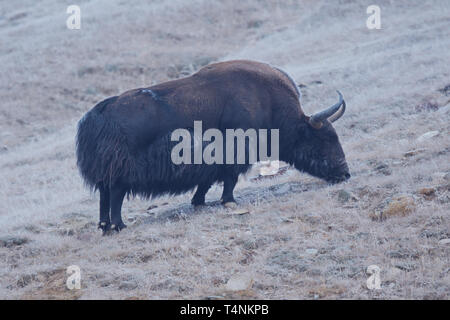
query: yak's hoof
[
  {"left": 191, "top": 198, "right": 206, "bottom": 206},
  {"left": 223, "top": 201, "right": 237, "bottom": 209},
  {"left": 110, "top": 222, "right": 127, "bottom": 233},
  {"left": 98, "top": 221, "right": 111, "bottom": 235}
]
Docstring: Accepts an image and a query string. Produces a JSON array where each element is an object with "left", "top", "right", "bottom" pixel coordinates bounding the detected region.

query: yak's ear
[{"left": 305, "top": 115, "right": 322, "bottom": 129}]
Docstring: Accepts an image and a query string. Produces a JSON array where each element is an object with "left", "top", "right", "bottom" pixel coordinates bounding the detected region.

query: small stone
[
  {"left": 337, "top": 189, "right": 358, "bottom": 203},
  {"left": 259, "top": 165, "right": 279, "bottom": 176},
  {"left": 418, "top": 187, "right": 436, "bottom": 200},
  {"left": 417, "top": 131, "right": 439, "bottom": 142},
  {"left": 394, "top": 263, "right": 417, "bottom": 272},
  {"left": 404, "top": 148, "right": 427, "bottom": 157},
  {"left": 119, "top": 281, "right": 138, "bottom": 291},
  {"left": 230, "top": 208, "right": 250, "bottom": 215},
  {"left": 438, "top": 238, "right": 450, "bottom": 245},
  {"left": 204, "top": 295, "right": 225, "bottom": 300},
  {"left": 305, "top": 248, "right": 318, "bottom": 255},
  {"left": 224, "top": 202, "right": 238, "bottom": 209},
  {"left": 225, "top": 274, "right": 253, "bottom": 292},
  {"left": 418, "top": 187, "right": 435, "bottom": 196},
  {"left": 0, "top": 236, "right": 29, "bottom": 248},
  {"left": 372, "top": 161, "right": 392, "bottom": 175}
]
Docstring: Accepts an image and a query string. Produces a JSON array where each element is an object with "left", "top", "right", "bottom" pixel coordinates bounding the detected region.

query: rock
[
  {"left": 371, "top": 161, "right": 392, "bottom": 175},
  {"left": 204, "top": 295, "right": 225, "bottom": 300},
  {"left": 417, "top": 187, "right": 436, "bottom": 199},
  {"left": 394, "top": 262, "right": 417, "bottom": 272},
  {"left": 230, "top": 208, "right": 250, "bottom": 216},
  {"left": 225, "top": 274, "right": 253, "bottom": 292},
  {"left": 223, "top": 202, "right": 237, "bottom": 209},
  {"left": 305, "top": 248, "right": 318, "bottom": 256},
  {"left": 259, "top": 162, "right": 279, "bottom": 176},
  {"left": 418, "top": 187, "right": 435, "bottom": 195},
  {"left": 337, "top": 189, "right": 358, "bottom": 203},
  {"left": 0, "top": 236, "right": 29, "bottom": 247},
  {"left": 417, "top": 131, "right": 439, "bottom": 142},
  {"left": 383, "top": 196, "right": 416, "bottom": 218},
  {"left": 438, "top": 239, "right": 450, "bottom": 245},
  {"left": 147, "top": 205, "right": 158, "bottom": 211},
  {"left": 119, "top": 281, "right": 139, "bottom": 291},
  {"left": 404, "top": 148, "right": 427, "bottom": 157}
]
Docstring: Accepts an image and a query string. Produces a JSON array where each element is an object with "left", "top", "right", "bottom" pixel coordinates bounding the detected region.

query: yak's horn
[
  {"left": 328, "top": 99, "right": 346, "bottom": 123},
  {"left": 309, "top": 90, "right": 345, "bottom": 128}
]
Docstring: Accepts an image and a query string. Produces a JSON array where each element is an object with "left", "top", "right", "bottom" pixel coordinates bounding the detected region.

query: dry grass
[{"left": 0, "top": 0, "right": 449, "bottom": 299}]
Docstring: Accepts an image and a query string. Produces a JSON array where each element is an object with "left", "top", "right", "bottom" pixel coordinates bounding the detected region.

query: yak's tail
[{"left": 76, "top": 96, "right": 133, "bottom": 190}]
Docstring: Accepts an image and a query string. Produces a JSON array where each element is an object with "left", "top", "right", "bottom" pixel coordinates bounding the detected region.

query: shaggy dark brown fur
[{"left": 76, "top": 60, "right": 349, "bottom": 233}]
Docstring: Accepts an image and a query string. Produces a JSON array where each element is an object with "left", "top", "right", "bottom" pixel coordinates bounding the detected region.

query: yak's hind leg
[
  {"left": 98, "top": 183, "right": 111, "bottom": 234},
  {"left": 191, "top": 182, "right": 212, "bottom": 206},
  {"left": 109, "top": 182, "right": 128, "bottom": 233}
]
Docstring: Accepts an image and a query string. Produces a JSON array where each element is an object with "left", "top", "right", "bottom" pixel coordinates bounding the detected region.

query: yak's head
[{"left": 293, "top": 91, "right": 350, "bottom": 184}]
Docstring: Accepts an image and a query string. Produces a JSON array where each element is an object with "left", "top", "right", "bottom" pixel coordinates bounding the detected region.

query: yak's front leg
[
  {"left": 191, "top": 182, "right": 212, "bottom": 206},
  {"left": 109, "top": 182, "right": 127, "bottom": 233},
  {"left": 98, "top": 183, "right": 111, "bottom": 234},
  {"left": 221, "top": 172, "right": 238, "bottom": 208}
]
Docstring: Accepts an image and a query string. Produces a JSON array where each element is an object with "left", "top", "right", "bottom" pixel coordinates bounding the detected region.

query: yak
[{"left": 76, "top": 60, "right": 350, "bottom": 234}]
